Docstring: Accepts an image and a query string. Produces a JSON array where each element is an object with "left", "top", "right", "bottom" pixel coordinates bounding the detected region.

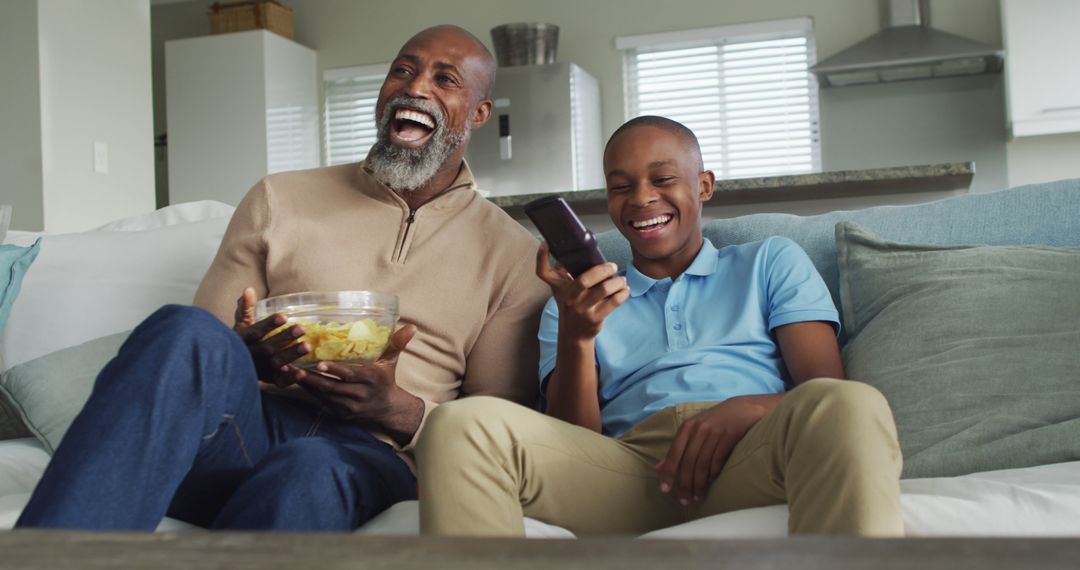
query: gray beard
[{"left": 366, "top": 98, "right": 469, "bottom": 192}]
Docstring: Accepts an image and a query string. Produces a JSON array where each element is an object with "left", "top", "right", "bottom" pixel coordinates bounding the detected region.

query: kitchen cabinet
[
  {"left": 166, "top": 30, "right": 318, "bottom": 206},
  {"left": 1001, "top": 0, "right": 1080, "bottom": 137}
]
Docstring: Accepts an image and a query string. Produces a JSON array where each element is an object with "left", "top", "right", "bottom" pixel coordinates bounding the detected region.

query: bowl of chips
[{"left": 254, "top": 291, "right": 398, "bottom": 368}]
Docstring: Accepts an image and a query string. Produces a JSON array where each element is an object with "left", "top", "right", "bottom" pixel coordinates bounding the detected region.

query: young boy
[{"left": 416, "top": 116, "right": 903, "bottom": 537}]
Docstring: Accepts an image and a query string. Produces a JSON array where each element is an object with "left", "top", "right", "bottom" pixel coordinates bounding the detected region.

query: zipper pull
[{"left": 406, "top": 209, "right": 416, "bottom": 224}]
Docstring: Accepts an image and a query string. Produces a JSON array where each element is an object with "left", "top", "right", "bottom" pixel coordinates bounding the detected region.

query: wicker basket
[{"left": 209, "top": 1, "right": 294, "bottom": 39}]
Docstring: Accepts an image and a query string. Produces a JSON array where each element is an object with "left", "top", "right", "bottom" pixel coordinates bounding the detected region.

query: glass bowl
[{"left": 254, "top": 291, "right": 399, "bottom": 368}]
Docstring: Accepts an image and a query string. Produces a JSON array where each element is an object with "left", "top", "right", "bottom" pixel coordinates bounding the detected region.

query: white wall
[
  {"left": 150, "top": 2, "right": 207, "bottom": 208},
  {"left": 151, "top": 1, "right": 1014, "bottom": 198},
  {"left": 302, "top": 0, "right": 1008, "bottom": 199},
  {"left": 295, "top": 0, "right": 1000, "bottom": 139},
  {"left": 0, "top": 0, "right": 44, "bottom": 231},
  {"left": 36, "top": 0, "right": 156, "bottom": 232},
  {"left": 1007, "top": 133, "right": 1080, "bottom": 187},
  {"left": 820, "top": 75, "right": 1008, "bottom": 194}
]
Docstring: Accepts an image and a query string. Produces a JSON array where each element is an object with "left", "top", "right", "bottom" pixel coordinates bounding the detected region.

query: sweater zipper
[
  {"left": 392, "top": 180, "right": 463, "bottom": 263},
  {"left": 394, "top": 208, "right": 417, "bottom": 263}
]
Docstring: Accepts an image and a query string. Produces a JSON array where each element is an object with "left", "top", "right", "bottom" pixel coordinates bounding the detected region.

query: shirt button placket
[
  {"left": 668, "top": 283, "right": 687, "bottom": 349},
  {"left": 658, "top": 281, "right": 674, "bottom": 350}
]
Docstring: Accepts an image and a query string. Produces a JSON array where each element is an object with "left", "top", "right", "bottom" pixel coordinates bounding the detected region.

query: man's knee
[
  {"left": 130, "top": 304, "right": 239, "bottom": 356},
  {"left": 98, "top": 304, "right": 246, "bottom": 393},
  {"left": 146, "top": 303, "right": 222, "bottom": 328}
]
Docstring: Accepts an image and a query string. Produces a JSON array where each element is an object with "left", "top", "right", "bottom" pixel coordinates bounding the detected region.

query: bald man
[
  {"left": 18, "top": 25, "right": 549, "bottom": 532},
  {"left": 418, "top": 116, "right": 904, "bottom": 537}
]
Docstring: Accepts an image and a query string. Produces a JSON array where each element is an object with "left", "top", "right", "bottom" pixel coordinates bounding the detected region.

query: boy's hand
[
  {"left": 535, "top": 241, "right": 630, "bottom": 341},
  {"left": 655, "top": 395, "right": 780, "bottom": 505}
]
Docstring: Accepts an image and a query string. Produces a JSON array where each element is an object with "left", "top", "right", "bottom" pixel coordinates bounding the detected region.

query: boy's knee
[
  {"left": 418, "top": 397, "right": 521, "bottom": 460},
  {"left": 786, "top": 379, "right": 897, "bottom": 446},
  {"left": 792, "top": 378, "right": 890, "bottom": 416},
  {"left": 426, "top": 396, "right": 517, "bottom": 432}
]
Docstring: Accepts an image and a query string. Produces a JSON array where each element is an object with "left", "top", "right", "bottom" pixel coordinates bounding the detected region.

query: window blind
[
  {"left": 620, "top": 19, "right": 821, "bottom": 179},
  {"left": 267, "top": 103, "right": 318, "bottom": 174},
  {"left": 323, "top": 63, "right": 388, "bottom": 166}
]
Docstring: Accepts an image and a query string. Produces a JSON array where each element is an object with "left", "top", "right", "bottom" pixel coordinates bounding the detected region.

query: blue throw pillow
[{"left": 0, "top": 239, "right": 41, "bottom": 332}]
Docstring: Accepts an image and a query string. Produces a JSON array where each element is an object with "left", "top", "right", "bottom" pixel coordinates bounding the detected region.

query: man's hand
[
  {"left": 535, "top": 241, "right": 629, "bottom": 342},
  {"left": 655, "top": 394, "right": 781, "bottom": 505},
  {"left": 233, "top": 287, "right": 310, "bottom": 387},
  {"left": 289, "top": 324, "right": 424, "bottom": 446}
]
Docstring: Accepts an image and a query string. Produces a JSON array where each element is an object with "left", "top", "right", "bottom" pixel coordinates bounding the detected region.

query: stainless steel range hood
[{"left": 812, "top": 0, "right": 1003, "bottom": 87}]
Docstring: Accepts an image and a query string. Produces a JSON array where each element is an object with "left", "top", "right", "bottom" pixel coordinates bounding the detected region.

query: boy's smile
[
  {"left": 628, "top": 213, "right": 673, "bottom": 235},
  {"left": 604, "top": 124, "right": 715, "bottom": 280}
]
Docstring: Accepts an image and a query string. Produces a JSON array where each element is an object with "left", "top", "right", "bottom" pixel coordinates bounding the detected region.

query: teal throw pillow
[
  {"left": 836, "top": 221, "right": 1080, "bottom": 479},
  {"left": 0, "top": 239, "right": 41, "bottom": 441},
  {"left": 0, "top": 239, "right": 41, "bottom": 333}
]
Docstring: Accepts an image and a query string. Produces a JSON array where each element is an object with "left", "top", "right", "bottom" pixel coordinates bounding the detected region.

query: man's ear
[
  {"left": 699, "top": 170, "right": 716, "bottom": 202},
  {"left": 472, "top": 99, "right": 493, "bottom": 129}
]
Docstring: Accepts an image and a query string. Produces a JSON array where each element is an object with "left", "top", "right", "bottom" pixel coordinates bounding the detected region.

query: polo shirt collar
[{"left": 626, "top": 238, "right": 719, "bottom": 297}]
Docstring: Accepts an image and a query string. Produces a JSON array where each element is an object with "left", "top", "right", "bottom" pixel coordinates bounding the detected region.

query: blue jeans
[{"left": 16, "top": 305, "right": 417, "bottom": 531}]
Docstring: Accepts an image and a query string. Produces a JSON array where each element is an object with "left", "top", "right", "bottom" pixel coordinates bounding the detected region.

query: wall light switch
[{"left": 93, "top": 142, "right": 108, "bottom": 174}]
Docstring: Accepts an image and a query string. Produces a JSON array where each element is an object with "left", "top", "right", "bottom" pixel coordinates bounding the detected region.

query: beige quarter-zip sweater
[{"left": 193, "top": 160, "right": 549, "bottom": 460}]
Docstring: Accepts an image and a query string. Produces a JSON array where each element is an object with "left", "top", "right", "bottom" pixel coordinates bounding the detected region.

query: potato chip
[{"left": 263, "top": 317, "right": 392, "bottom": 367}]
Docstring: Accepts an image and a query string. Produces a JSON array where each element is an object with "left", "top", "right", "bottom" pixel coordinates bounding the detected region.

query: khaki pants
[{"left": 417, "top": 378, "right": 903, "bottom": 537}]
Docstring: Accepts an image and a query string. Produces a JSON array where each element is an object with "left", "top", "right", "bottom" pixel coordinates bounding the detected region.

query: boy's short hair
[{"left": 605, "top": 116, "right": 704, "bottom": 171}]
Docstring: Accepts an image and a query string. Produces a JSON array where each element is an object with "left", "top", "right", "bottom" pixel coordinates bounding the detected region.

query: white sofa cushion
[
  {"left": 93, "top": 201, "right": 235, "bottom": 232},
  {"left": 1, "top": 214, "right": 230, "bottom": 371},
  {"left": 641, "top": 461, "right": 1080, "bottom": 539},
  {"left": 0, "top": 438, "right": 49, "bottom": 498},
  {"left": 357, "top": 501, "right": 576, "bottom": 538},
  {"left": 9, "top": 459, "right": 1075, "bottom": 536}
]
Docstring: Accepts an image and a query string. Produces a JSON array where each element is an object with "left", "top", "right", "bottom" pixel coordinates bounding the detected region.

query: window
[
  {"left": 267, "top": 103, "right": 319, "bottom": 174},
  {"left": 323, "top": 63, "right": 388, "bottom": 166},
  {"left": 618, "top": 18, "right": 820, "bottom": 179}
]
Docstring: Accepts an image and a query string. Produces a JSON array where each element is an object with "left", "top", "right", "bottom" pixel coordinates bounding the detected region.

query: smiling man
[
  {"left": 17, "top": 25, "right": 549, "bottom": 532},
  {"left": 418, "top": 116, "right": 904, "bottom": 537}
]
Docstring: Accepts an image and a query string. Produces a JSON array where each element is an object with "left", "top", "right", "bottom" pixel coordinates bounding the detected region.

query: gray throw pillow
[
  {"left": 0, "top": 396, "right": 30, "bottom": 440},
  {"left": 0, "top": 331, "right": 129, "bottom": 453},
  {"left": 836, "top": 221, "right": 1080, "bottom": 479}
]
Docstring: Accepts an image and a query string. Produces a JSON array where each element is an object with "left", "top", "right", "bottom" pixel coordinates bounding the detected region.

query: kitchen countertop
[{"left": 488, "top": 162, "right": 974, "bottom": 216}]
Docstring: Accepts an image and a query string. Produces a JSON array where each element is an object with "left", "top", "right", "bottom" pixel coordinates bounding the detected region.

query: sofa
[{"left": 1, "top": 179, "right": 1078, "bottom": 537}]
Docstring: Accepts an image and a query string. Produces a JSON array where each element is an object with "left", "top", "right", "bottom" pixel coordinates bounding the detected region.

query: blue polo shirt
[{"left": 538, "top": 237, "right": 839, "bottom": 437}]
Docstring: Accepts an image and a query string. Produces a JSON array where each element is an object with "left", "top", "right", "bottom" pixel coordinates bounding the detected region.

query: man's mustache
[{"left": 380, "top": 96, "right": 444, "bottom": 131}]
